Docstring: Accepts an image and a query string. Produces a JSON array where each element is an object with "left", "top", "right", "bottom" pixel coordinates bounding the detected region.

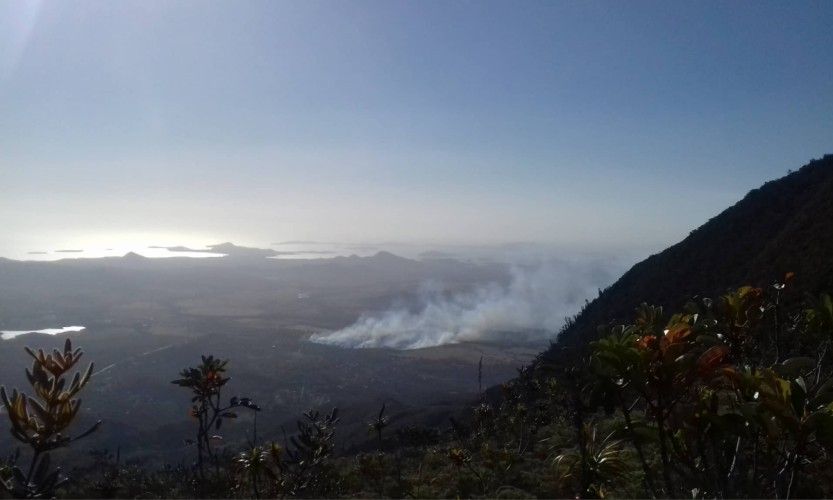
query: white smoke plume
[{"left": 309, "top": 258, "right": 615, "bottom": 349}]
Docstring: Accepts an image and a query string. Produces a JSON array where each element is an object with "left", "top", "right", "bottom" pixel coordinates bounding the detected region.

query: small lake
[{"left": 1, "top": 326, "right": 86, "bottom": 341}]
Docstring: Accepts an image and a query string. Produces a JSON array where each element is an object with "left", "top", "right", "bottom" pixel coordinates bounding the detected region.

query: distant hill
[{"left": 549, "top": 154, "right": 833, "bottom": 355}]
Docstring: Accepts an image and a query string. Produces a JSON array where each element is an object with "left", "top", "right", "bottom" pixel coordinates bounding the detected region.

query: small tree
[
  {"left": 171, "top": 355, "right": 259, "bottom": 485},
  {"left": 0, "top": 338, "right": 100, "bottom": 498}
]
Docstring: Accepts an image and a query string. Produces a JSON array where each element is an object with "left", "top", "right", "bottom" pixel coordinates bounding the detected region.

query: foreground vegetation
[{"left": 2, "top": 274, "right": 833, "bottom": 498}]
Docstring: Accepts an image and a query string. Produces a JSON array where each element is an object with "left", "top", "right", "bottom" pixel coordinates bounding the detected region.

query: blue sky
[{"left": 1, "top": 1, "right": 832, "bottom": 256}]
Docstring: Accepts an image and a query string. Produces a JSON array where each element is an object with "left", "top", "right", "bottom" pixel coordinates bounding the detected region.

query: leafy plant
[
  {"left": 585, "top": 280, "right": 833, "bottom": 498},
  {"left": 281, "top": 408, "right": 341, "bottom": 497},
  {"left": 0, "top": 338, "right": 100, "bottom": 498},
  {"left": 368, "top": 402, "right": 388, "bottom": 451},
  {"left": 552, "top": 424, "right": 630, "bottom": 498}
]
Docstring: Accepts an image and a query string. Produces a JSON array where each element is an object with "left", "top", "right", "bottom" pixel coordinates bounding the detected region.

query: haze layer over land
[{"left": 0, "top": 244, "right": 620, "bottom": 461}]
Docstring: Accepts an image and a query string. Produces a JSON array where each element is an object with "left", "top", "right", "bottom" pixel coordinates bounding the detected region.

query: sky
[{"left": 1, "top": 0, "right": 832, "bottom": 258}]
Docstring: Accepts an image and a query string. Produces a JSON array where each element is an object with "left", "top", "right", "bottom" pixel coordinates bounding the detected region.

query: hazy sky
[{"left": 2, "top": 1, "right": 832, "bottom": 256}]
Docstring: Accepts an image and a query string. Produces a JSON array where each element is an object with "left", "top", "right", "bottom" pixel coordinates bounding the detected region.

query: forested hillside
[{"left": 551, "top": 155, "right": 833, "bottom": 356}]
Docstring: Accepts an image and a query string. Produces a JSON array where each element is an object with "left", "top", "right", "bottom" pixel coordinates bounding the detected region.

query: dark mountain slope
[{"left": 552, "top": 154, "right": 833, "bottom": 354}]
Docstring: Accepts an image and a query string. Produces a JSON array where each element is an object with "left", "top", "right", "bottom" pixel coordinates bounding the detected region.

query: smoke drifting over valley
[{"left": 310, "top": 258, "right": 616, "bottom": 349}]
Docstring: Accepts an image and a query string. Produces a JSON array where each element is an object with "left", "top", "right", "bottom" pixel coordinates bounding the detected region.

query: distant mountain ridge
[{"left": 550, "top": 154, "right": 833, "bottom": 353}]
